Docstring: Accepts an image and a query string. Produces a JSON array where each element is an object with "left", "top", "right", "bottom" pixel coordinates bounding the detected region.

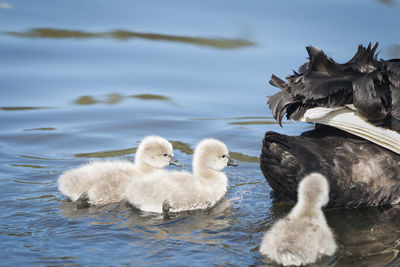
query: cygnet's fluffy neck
[
  {"left": 291, "top": 197, "right": 321, "bottom": 219},
  {"left": 193, "top": 155, "right": 220, "bottom": 179},
  {"left": 134, "top": 146, "right": 154, "bottom": 173},
  {"left": 290, "top": 173, "right": 329, "bottom": 218}
]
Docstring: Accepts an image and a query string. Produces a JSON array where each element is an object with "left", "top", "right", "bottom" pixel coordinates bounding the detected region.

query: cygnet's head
[
  {"left": 297, "top": 173, "right": 329, "bottom": 207},
  {"left": 193, "top": 138, "right": 238, "bottom": 174},
  {"left": 135, "top": 136, "right": 182, "bottom": 169}
]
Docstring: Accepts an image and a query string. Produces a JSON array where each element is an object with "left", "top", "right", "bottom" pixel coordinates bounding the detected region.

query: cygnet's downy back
[{"left": 259, "top": 173, "right": 336, "bottom": 266}]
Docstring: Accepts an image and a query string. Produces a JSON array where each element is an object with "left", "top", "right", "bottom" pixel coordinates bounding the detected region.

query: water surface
[{"left": 1, "top": 0, "right": 400, "bottom": 266}]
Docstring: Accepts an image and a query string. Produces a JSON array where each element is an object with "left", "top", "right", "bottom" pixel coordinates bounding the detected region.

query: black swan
[{"left": 260, "top": 43, "right": 400, "bottom": 208}]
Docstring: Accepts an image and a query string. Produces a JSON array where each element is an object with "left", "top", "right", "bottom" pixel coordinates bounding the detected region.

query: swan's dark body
[
  {"left": 261, "top": 125, "right": 400, "bottom": 208},
  {"left": 261, "top": 44, "right": 400, "bottom": 207}
]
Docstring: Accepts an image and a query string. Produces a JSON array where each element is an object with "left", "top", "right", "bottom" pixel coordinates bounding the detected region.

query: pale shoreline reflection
[{"left": 6, "top": 28, "right": 256, "bottom": 49}]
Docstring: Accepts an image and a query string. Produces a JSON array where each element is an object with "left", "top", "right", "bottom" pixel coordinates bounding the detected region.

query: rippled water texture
[{"left": 1, "top": 0, "right": 400, "bottom": 266}]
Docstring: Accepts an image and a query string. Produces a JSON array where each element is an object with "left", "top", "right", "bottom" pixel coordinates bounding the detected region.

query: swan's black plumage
[
  {"left": 268, "top": 43, "right": 400, "bottom": 131},
  {"left": 261, "top": 125, "right": 400, "bottom": 208},
  {"left": 262, "top": 44, "right": 400, "bottom": 207}
]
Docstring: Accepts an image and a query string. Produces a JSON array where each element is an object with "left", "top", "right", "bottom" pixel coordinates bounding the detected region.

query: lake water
[{"left": 1, "top": 0, "right": 400, "bottom": 266}]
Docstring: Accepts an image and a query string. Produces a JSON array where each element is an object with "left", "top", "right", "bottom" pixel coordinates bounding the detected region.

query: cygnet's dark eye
[
  {"left": 221, "top": 155, "right": 227, "bottom": 158},
  {"left": 163, "top": 153, "right": 168, "bottom": 157}
]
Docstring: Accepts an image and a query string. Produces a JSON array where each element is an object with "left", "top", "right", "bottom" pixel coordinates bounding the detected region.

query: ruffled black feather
[
  {"left": 267, "top": 43, "right": 400, "bottom": 132},
  {"left": 260, "top": 126, "right": 400, "bottom": 208}
]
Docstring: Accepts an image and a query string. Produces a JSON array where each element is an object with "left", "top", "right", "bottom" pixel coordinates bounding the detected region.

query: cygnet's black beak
[
  {"left": 169, "top": 156, "right": 183, "bottom": 167},
  {"left": 227, "top": 157, "right": 238, "bottom": 167}
]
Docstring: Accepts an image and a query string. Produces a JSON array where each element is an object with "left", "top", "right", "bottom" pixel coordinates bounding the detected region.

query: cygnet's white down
[
  {"left": 125, "top": 138, "right": 238, "bottom": 213},
  {"left": 259, "top": 173, "right": 337, "bottom": 266},
  {"left": 58, "top": 136, "right": 181, "bottom": 206}
]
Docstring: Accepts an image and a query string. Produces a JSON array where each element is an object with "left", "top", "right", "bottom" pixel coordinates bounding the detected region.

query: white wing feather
[{"left": 300, "top": 107, "right": 400, "bottom": 154}]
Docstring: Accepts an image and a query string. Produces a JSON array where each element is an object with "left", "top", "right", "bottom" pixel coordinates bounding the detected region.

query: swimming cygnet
[
  {"left": 58, "top": 136, "right": 182, "bottom": 208},
  {"left": 259, "top": 173, "right": 336, "bottom": 266},
  {"left": 125, "top": 138, "right": 238, "bottom": 213}
]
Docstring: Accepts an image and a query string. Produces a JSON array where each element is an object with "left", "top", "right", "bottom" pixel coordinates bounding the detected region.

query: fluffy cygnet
[
  {"left": 259, "top": 173, "right": 337, "bottom": 266},
  {"left": 58, "top": 136, "right": 181, "bottom": 207},
  {"left": 125, "top": 138, "right": 238, "bottom": 213}
]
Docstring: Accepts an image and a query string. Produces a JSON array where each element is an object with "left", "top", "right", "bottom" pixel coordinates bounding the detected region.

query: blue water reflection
[{"left": 1, "top": 0, "right": 400, "bottom": 266}]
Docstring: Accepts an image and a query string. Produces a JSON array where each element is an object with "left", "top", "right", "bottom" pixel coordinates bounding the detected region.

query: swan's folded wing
[{"left": 300, "top": 107, "right": 400, "bottom": 154}]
